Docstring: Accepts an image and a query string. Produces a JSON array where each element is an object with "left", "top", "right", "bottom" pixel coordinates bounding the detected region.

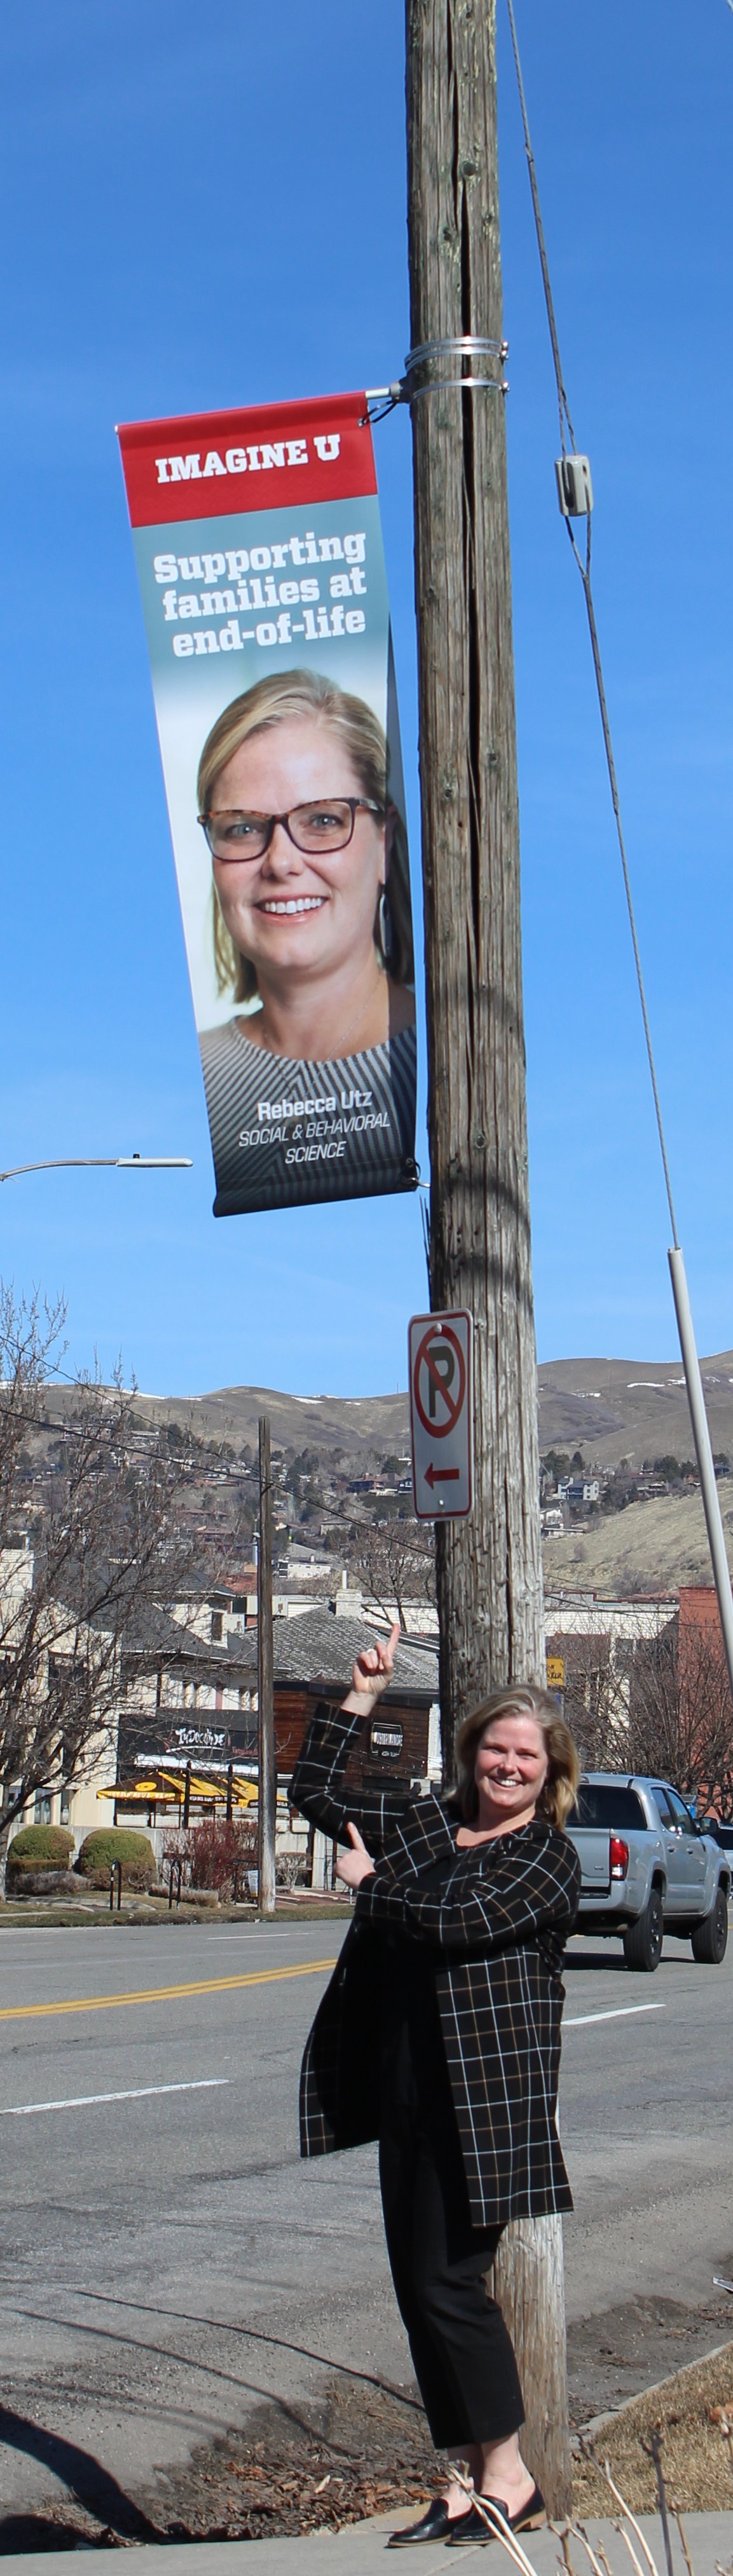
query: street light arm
[{"left": 0, "top": 1156, "right": 193, "bottom": 1183}]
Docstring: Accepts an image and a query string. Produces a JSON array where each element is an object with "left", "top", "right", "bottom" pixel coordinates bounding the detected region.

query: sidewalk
[{"left": 1, "top": 2509, "right": 732, "bottom": 2576}]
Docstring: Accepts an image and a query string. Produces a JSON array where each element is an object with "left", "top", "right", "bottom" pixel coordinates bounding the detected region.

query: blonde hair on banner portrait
[{"left": 196, "top": 666, "right": 414, "bottom": 1007}]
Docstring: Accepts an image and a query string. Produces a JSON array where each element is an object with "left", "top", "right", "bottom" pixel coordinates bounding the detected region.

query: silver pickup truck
[{"left": 566, "top": 1772, "right": 731, "bottom": 1972}]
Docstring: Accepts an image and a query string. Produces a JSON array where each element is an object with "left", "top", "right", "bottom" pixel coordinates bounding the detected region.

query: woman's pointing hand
[
  {"left": 348, "top": 1618, "right": 401, "bottom": 1705},
  {"left": 334, "top": 1821, "right": 376, "bottom": 1890}
]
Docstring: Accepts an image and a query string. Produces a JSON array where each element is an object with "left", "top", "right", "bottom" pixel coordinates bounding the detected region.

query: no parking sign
[{"left": 408, "top": 1310, "right": 474, "bottom": 1520}]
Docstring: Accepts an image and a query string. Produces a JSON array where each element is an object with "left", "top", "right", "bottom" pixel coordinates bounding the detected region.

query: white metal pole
[
  {"left": 668, "top": 1245, "right": 733, "bottom": 1700},
  {"left": 257, "top": 1414, "right": 277, "bottom": 1917}
]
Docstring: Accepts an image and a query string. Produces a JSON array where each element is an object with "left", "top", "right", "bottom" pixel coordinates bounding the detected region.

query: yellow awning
[
  {"left": 98, "top": 1780, "right": 160, "bottom": 1801},
  {"left": 104, "top": 1770, "right": 287, "bottom": 1809}
]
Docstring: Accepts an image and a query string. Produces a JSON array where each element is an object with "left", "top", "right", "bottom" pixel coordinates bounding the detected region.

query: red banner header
[{"left": 118, "top": 389, "right": 376, "bottom": 528}]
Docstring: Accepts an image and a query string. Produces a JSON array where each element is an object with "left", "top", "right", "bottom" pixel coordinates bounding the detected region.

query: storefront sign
[{"left": 168, "top": 1725, "right": 228, "bottom": 1752}]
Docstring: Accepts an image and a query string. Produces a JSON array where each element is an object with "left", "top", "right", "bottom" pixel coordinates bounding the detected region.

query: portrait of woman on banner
[{"left": 196, "top": 667, "right": 417, "bottom": 1216}]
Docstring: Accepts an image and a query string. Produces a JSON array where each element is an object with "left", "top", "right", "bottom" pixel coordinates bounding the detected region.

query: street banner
[{"left": 118, "top": 393, "right": 417, "bottom": 1217}]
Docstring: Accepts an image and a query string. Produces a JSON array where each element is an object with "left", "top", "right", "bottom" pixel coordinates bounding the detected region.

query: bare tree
[
  {"left": 629, "top": 1614, "right": 733, "bottom": 1812},
  {"left": 348, "top": 1515, "right": 435, "bottom": 1630},
  {"left": 545, "top": 1606, "right": 676, "bottom": 1773},
  {"left": 0, "top": 1287, "right": 217, "bottom": 1862},
  {"left": 547, "top": 1630, "right": 620, "bottom": 1770}
]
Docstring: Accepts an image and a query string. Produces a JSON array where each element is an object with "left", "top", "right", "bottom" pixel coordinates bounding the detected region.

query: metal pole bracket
[{"left": 404, "top": 335, "right": 509, "bottom": 398}]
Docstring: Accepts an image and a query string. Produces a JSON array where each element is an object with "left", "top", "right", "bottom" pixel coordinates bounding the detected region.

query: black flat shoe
[
  {"left": 445, "top": 2486, "right": 546, "bottom": 2544},
  {"left": 387, "top": 2500, "right": 478, "bottom": 2547}
]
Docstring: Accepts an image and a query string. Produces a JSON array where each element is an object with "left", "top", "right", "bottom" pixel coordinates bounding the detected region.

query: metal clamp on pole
[{"left": 403, "top": 335, "right": 509, "bottom": 398}]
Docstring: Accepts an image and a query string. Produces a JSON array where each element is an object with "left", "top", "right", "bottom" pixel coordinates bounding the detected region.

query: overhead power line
[
  {"left": 505, "top": 0, "right": 679, "bottom": 1249},
  {"left": 505, "top": 0, "right": 733, "bottom": 1704}
]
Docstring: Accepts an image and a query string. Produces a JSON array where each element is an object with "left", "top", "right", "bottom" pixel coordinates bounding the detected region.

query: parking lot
[{"left": 1, "top": 1918, "right": 732, "bottom": 2527}]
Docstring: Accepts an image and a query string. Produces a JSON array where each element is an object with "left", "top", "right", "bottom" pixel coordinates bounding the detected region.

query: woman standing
[{"left": 291, "top": 1630, "right": 580, "bottom": 2544}]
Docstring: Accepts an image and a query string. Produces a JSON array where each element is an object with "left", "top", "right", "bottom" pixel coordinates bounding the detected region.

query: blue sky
[{"left": 1, "top": 0, "right": 732, "bottom": 1395}]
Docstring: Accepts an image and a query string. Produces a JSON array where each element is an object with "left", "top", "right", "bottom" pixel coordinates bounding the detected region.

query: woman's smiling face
[
  {"left": 474, "top": 1713, "right": 549, "bottom": 1824},
  {"left": 209, "top": 718, "right": 387, "bottom": 988}
]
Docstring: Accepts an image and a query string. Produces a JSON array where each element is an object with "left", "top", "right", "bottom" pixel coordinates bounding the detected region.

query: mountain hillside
[
  {"left": 36, "top": 1356, "right": 733, "bottom": 1598},
  {"left": 536, "top": 1353, "right": 733, "bottom": 1472},
  {"left": 113, "top": 1351, "right": 733, "bottom": 1476},
  {"left": 542, "top": 1478, "right": 733, "bottom": 1596}
]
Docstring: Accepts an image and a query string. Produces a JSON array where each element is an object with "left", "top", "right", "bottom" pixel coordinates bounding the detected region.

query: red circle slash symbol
[{"left": 413, "top": 1325, "right": 466, "bottom": 1439}]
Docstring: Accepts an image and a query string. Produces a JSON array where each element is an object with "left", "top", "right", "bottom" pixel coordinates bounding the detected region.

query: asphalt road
[{"left": 1, "top": 1920, "right": 732, "bottom": 2526}]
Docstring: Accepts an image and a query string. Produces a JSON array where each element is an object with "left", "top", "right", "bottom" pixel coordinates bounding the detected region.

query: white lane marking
[
  {"left": 0, "top": 2078, "right": 230, "bottom": 2117},
  {"left": 564, "top": 2002, "right": 666, "bottom": 2028}
]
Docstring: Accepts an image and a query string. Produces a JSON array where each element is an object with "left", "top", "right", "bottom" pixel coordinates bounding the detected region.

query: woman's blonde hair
[
  {"left": 454, "top": 1685, "right": 581, "bottom": 1831},
  {"left": 196, "top": 667, "right": 414, "bottom": 1005}
]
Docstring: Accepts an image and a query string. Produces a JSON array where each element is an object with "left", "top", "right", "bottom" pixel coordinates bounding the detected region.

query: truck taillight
[{"left": 610, "top": 1835, "right": 629, "bottom": 1879}]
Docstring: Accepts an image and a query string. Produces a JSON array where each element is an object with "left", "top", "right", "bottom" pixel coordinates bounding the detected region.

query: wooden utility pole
[
  {"left": 406, "top": 0, "right": 543, "bottom": 1755},
  {"left": 405, "top": 0, "right": 570, "bottom": 2514},
  {"left": 257, "top": 1414, "right": 277, "bottom": 1916}
]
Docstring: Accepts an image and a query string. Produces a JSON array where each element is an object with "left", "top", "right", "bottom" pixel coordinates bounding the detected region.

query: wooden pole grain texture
[
  {"left": 404, "top": 0, "right": 570, "bottom": 2515},
  {"left": 405, "top": 0, "right": 543, "bottom": 1748},
  {"left": 257, "top": 1414, "right": 277, "bottom": 1916}
]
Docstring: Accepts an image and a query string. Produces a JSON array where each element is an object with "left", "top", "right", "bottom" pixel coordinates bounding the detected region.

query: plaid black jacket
[{"left": 291, "top": 1700, "right": 580, "bottom": 2227}]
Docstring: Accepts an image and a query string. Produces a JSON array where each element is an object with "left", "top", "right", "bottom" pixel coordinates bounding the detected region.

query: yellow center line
[{"left": 0, "top": 1958, "right": 339, "bottom": 2024}]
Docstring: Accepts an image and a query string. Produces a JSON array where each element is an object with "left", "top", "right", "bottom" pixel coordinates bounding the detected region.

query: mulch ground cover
[
  {"left": 147, "top": 2373, "right": 438, "bottom": 2544},
  {"left": 566, "top": 2288, "right": 733, "bottom": 2429},
  {"left": 3, "top": 2321, "right": 733, "bottom": 2549},
  {"left": 0, "top": 2376, "right": 438, "bottom": 2553}
]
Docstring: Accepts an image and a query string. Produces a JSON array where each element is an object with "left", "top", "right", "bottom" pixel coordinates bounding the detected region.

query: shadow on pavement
[
  {"left": 563, "top": 1944, "right": 691, "bottom": 1972},
  {"left": 0, "top": 2511, "right": 120, "bottom": 2554},
  {"left": 0, "top": 2403, "right": 162, "bottom": 2543},
  {"left": 564, "top": 1946, "right": 631, "bottom": 1970},
  {"left": 67, "top": 2284, "right": 423, "bottom": 2409}
]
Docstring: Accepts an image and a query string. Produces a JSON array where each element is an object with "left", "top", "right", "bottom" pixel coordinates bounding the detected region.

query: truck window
[
  {"left": 569, "top": 1786, "right": 647, "bottom": 1831},
  {"left": 664, "top": 1787, "right": 696, "bottom": 1834}
]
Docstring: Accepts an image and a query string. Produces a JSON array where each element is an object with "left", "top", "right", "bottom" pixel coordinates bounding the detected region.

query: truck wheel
[
  {"left": 690, "top": 1887, "right": 729, "bottom": 1965},
  {"left": 623, "top": 1890, "right": 664, "bottom": 1972}
]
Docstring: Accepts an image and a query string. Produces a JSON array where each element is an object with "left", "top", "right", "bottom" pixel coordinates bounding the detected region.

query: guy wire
[{"left": 505, "top": 0, "right": 680, "bottom": 1249}]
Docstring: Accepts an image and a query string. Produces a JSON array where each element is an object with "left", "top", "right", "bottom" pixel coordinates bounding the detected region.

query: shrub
[
  {"left": 162, "top": 1819, "right": 256, "bottom": 1895},
  {"left": 76, "top": 1829, "right": 156, "bottom": 1890},
  {"left": 276, "top": 1852, "right": 308, "bottom": 1889},
  {"left": 7, "top": 1826, "right": 75, "bottom": 1871}
]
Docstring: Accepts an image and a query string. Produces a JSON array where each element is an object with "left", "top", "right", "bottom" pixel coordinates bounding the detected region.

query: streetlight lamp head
[{"left": 0, "top": 1155, "right": 193, "bottom": 1183}]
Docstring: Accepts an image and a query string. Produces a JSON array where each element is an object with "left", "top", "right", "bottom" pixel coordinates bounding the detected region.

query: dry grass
[
  {"left": 542, "top": 1480, "right": 733, "bottom": 1594},
  {"left": 573, "top": 2340, "right": 733, "bottom": 2514}
]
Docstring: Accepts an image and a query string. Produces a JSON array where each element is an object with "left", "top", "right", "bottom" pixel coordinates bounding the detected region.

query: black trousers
[{"left": 379, "top": 2080, "right": 526, "bottom": 2451}]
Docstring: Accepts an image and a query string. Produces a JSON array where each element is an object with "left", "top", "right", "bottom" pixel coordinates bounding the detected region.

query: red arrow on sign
[{"left": 424, "top": 1461, "right": 460, "bottom": 1489}]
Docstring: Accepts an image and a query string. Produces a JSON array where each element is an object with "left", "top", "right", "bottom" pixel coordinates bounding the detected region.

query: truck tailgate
[{"left": 568, "top": 1829, "right": 611, "bottom": 1894}]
